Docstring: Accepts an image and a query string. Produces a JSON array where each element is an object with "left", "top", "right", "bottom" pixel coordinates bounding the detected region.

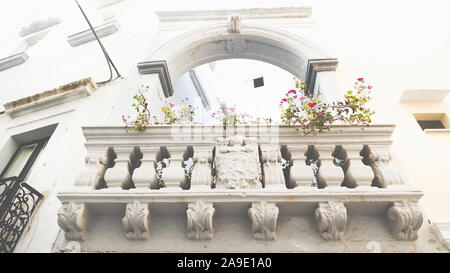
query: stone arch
[{"left": 147, "top": 22, "right": 331, "bottom": 82}]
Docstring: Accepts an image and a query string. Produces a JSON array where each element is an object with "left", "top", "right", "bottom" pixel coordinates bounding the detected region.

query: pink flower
[
  {"left": 153, "top": 116, "right": 157, "bottom": 118},
  {"left": 307, "top": 102, "right": 316, "bottom": 107},
  {"left": 230, "top": 107, "right": 236, "bottom": 112},
  {"left": 299, "top": 96, "right": 305, "bottom": 100},
  {"left": 288, "top": 89, "right": 296, "bottom": 94},
  {"left": 303, "top": 118, "right": 307, "bottom": 122},
  {"left": 319, "top": 112, "right": 322, "bottom": 115},
  {"left": 282, "top": 98, "right": 287, "bottom": 102},
  {"left": 357, "top": 78, "right": 364, "bottom": 81},
  {"left": 367, "top": 85, "right": 372, "bottom": 89}
]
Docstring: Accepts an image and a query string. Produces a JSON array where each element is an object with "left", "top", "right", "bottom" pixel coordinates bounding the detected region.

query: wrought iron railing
[{"left": 0, "top": 177, "right": 43, "bottom": 253}]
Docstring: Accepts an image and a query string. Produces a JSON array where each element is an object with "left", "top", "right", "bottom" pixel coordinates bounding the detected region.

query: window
[
  {"left": 413, "top": 113, "right": 449, "bottom": 131},
  {"left": 253, "top": 76, "right": 264, "bottom": 88},
  {"left": 0, "top": 137, "right": 49, "bottom": 180}
]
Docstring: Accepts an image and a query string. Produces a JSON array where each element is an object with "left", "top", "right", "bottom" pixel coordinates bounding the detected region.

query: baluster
[
  {"left": 339, "top": 144, "right": 374, "bottom": 188},
  {"left": 104, "top": 147, "right": 139, "bottom": 189},
  {"left": 132, "top": 147, "right": 158, "bottom": 189},
  {"left": 287, "top": 145, "right": 315, "bottom": 188},
  {"left": 315, "top": 144, "right": 344, "bottom": 188},
  {"left": 190, "top": 148, "right": 213, "bottom": 189},
  {"left": 161, "top": 146, "right": 187, "bottom": 189},
  {"left": 260, "top": 145, "right": 286, "bottom": 189}
]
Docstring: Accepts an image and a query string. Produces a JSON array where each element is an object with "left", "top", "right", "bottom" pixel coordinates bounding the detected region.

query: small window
[
  {"left": 417, "top": 120, "right": 445, "bottom": 130},
  {"left": 0, "top": 137, "right": 49, "bottom": 180},
  {"left": 413, "top": 113, "right": 449, "bottom": 131},
  {"left": 253, "top": 77, "right": 264, "bottom": 88}
]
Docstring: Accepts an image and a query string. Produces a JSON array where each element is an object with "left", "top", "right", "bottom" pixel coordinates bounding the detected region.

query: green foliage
[
  {"left": 280, "top": 78, "right": 375, "bottom": 135},
  {"left": 211, "top": 105, "right": 272, "bottom": 126}
]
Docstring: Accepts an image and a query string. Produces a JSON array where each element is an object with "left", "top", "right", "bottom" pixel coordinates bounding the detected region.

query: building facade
[{"left": 0, "top": 0, "right": 449, "bottom": 252}]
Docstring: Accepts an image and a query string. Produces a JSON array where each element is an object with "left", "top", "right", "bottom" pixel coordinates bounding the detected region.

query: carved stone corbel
[
  {"left": 248, "top": 202, "right": 279, "bottom": 240},
  {"left": 261, "top": 145, "right": 285, "bottom": 189},
  {"left": 314, "top": 202, "right": 347, "bottom": 240},
  {"left": 122, "top": 201, "right": 150, "bottom": 240},
  {"left": 387, "top": 201, "right": 423, "bottom": 241},
  {"left": 57, "top": 202, "right": 88, "bottom": 241},
  {"left": 186, "top": 201, "right": 215, "bottom": 240}
]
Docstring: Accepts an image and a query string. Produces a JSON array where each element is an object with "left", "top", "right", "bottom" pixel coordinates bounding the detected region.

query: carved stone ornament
[
  {"left": 224, "top": 38, "right": 247, "bottom": 54},
  {"left": 187, "top": 201, "right": 215, "bottom": 240},
  {"left": 387, "top": 202, "right": 423, "bottom": 241},
  {"left": 190, "top": 151, "right": 213, "bottom": 188},
  {"left": 248, "top": 202, "right": 279, "bottom": 240},
  {"left": 227, "top": 15, "right": 241, "bottom": 33},
  {"left": 214, "top": 136, "right": 262, "bottom": 189},
  {"left": 314, "top": 202, "right": 347, "bottom": 240},
  {"left": 364, "top": 147, "right": 406, "bottom": 187},
  {"left": 122, "top": 201, "right": 150, "bottom": 240},
  {"left": 57, "top": 202, "right": 88, "bottom": 241},
  {"left": 260, "top": 145, "right": 285, "bottom": 188}
]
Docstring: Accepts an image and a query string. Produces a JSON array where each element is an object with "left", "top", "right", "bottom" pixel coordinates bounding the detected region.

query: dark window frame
[
  {"left": 0, "top": 137, "right": 49, "bottom": 180},
  {"left": 416, "top": 120, "right": 446, "bottom": 131}
]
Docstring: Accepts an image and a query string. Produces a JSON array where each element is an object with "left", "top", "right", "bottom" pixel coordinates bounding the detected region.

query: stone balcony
[{"left": 56, "top": 124, "right": 425, "bottom": 251}]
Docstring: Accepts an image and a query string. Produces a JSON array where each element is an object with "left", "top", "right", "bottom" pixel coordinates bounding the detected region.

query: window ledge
[
  {"left": 0, "top": 52, "right": 28, "bottom": 72},
  {"left": 424, "top": 129, "right": 450, "bottom": 133},
  {"left": 67, "top": 20, "right": 120, "bottom": 47},
  {"left": 3, "top": 78, "right": 97, "bottom": 118}
]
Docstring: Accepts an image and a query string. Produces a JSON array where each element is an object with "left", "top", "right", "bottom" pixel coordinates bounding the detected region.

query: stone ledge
[
  {"left": 3, "top": 78, "right": 97, "bottom": 118},
  {"left": 432, "top": 222, "right": 450, "bottom": 250},
  {"left": 67, "top": 20, "right": 120, "bottom": 47},
  {"left": 0, "top": 52, "right": 28, "bottom": 72},
  {"left": 58, "top": 186, "right": 422, "bottom": 210}
]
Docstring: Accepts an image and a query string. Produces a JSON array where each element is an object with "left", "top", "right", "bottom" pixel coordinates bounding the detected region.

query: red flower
[
  {"left": 288, "top": 89, "right": 296, "bottom": 94},
  {"left": 367, "top": 85, "right": 372, "bottom": 89},
  {"left": 307, "top": 102, "right": 316, "bottom": 107},
  {"left": 303, "top": 118, "right": 307, "bottom": 122},
  {"left": 357, "top": 78, "right": 364, "bottom": 81},
  {"left": 282, "top": 98, "right": 287, "bottom": 102},
  {"left": 299, "top": 96, "right": 305, "bottom": 100},
  {"left": 319, "top": 112, "right": 322, "bottom": 115}
]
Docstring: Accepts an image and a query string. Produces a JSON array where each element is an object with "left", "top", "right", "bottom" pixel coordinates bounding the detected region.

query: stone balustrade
[{"left": 57, "top": 125, "right": 423, "bottom": 244}]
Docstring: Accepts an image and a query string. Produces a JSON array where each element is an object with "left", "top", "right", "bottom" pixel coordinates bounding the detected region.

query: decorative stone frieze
[
  {"left": 122, "top": 201, "right": 150, "bottom": 240},
  {"left": 362, "top": 146, "right": 406, "bottom": 187},
  {"left": 190, "top": 150, "right": 213, "bottom": 189},
  {"left": 287, "top": 144, "right": 314, "bottom": 188},
  {"left": 132, "top": 147, "right": 158, "bottom": 189},
  {"left": 314, "top": 201, "right": 347, "bottom": 240},
  {"left": 339, "top": 144, "right": 374, "bottom": 188},
  {"left": 260, "top": 145, "right": 285, "bottom": 189},
  {"left": 387, "top": 201, "right": 423, "bottom": 241},
  {"left": 214, "top": 136, "right": 262, "bottom": 189},
  {"left": 248, "top": 202, "right": 279, "bottom": 240},
  {"left": 186, "top": 201, "right": 215, "bottom": 240},
  {"left": 57, "top": 202, "right": 88, "bottom": 241},
  {"left": 315, "top": 145, "right": 344, "bottom": 188}
]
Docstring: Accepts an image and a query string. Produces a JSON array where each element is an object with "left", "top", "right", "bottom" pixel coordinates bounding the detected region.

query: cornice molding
[
  {"left": 4, "top": 78, "right": 97, "bottom": 118},
  {"left": 0, "top": 52, "right": 28, "bottom": 72},
  {"left": 137, "top": 60, "right": 174, "bottom": 97},
  {"left": 67, "top": 20, "right": 120, "bottom": 47},
  {"left": 304, "top": 58, "right": 338, "bottom": 95}
]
